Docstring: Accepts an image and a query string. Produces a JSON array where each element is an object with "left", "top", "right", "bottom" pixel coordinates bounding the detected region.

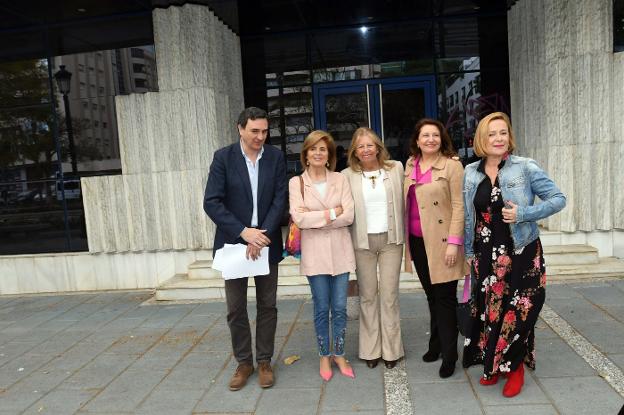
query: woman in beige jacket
[
  {"left": 342, "top": 127, "right": 405, "bottom": 370},
  {"left": 289, "top": 130, "right": 356, "bottom": 382},
  {"left": 403, "top": 118, "right": 465, "bottom": 378}
]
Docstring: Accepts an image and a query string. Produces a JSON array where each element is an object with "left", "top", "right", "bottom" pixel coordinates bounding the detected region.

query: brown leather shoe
[
  {"left": 257, "top": 360, "right": 274, "bottom": 388},
  {"left": 229, "top": 363, "right": 254, "bottom": 391}
]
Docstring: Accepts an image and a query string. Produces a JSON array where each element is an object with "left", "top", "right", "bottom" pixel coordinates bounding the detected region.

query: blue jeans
[{"left": 307, "top": 273, "right": 349, "bottom": 357}]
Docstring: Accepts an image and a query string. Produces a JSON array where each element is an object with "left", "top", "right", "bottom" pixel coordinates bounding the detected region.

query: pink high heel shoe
[
  {"left": 332, "top": 357, "right": 355, "bottom": 379},
  {"left": 320, "top": 357, "right": 333, "bottom": 381}
]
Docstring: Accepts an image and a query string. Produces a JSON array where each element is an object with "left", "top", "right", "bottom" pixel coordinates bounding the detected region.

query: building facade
[{"left": 0, "top": 0, "right": 622, "bottom": 295}]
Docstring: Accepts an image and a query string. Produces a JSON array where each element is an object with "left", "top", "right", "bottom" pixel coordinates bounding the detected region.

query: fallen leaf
[{"left": 283, "top": 355, "right": 300, "bottom": 365}]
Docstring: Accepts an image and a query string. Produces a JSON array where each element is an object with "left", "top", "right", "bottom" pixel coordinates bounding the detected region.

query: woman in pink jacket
[{"left": 289, "top": 130, "right": 356, "bottom": 382}]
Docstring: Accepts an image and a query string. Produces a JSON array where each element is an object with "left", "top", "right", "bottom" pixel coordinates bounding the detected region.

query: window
[
  {"left": 98, "top": 86, "right": 104, "bottom": 94},
  {"left": 617, "top": 0, "right": 624, "bottom": 52},
  {"left": 135, "top": 78, "right": 147, "bottom": 88},
  {"left": 130, "top": 48, "right": 144, "bottom": 58},
  {"left": 102, "top": 122, "right": 107, "bottom": 128},
  {"left": 94, "top": 120, "right": 99, "bottom": 127},
  {"left": 132, "top": 63, "right": 144, "bottom": 73},
  {"left": 92, "top": 103, "right": 97, "bottom": 110}
]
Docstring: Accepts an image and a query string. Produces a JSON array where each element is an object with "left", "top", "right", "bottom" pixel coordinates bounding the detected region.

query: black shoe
[
  {"left": 439, "top": 361, "right": 456, "bottom": 378},
  {"left": 422, "top": 350, "right": 440, "bottom": 363},
  {"left": 384, "top": 359, "right": 398, "bottom": 369},
  {"left": 365, "top": 358, "right": 379, "bottom": 368}
]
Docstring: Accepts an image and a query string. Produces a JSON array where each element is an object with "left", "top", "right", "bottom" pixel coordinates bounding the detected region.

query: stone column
[
  {"left": 507, "top": 0, "right": 623, "bottom": 235},
  {"left": 81, "top": 4, "right": 244, "bottom": 253}
]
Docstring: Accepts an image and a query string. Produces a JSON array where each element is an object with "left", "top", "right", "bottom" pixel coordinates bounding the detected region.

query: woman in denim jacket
[{"left": 462, "top": 112, "right": 565, "bottom": 398}]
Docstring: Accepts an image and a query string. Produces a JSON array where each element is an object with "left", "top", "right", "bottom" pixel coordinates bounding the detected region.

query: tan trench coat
[{"left": 403, "top": 155, "right": 467, "bottom": 284}]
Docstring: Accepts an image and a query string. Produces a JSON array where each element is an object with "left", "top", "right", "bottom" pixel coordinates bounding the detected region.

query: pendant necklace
[{"left": 363, "top": 169, "right": 382, "bottom": 189}]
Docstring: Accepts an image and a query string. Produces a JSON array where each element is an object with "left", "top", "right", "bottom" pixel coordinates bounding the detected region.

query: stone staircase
[{"left": 155, "top": 231, "right": 624, "bottom": 301}]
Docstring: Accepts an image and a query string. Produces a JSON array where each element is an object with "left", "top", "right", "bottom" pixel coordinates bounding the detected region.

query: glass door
[{"left": 314, "top": 75, "right": 437, "bottom": 164}]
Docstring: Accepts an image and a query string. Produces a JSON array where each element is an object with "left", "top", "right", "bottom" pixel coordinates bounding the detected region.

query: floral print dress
[{"left": 462, "top": 159, "right": 546, "bottom": 379}]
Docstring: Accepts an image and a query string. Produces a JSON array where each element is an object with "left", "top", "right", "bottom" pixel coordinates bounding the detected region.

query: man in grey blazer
[{"left": 204, "top": 107, "right": 287, "bottom": 391}]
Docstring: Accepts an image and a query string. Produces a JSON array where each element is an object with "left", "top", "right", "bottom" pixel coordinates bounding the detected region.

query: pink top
[{"left": 407, "top": 158, "right": 462, "bottom": 245}]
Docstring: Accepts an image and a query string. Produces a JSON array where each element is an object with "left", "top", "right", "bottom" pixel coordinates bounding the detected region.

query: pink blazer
[{"left": 289, "top": 170, "right": 356, "bottom": 277}]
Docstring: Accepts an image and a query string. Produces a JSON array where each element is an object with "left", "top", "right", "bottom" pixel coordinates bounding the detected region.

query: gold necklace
[{"left": 362, "top": 169, "right": 382, "bottom": 189}]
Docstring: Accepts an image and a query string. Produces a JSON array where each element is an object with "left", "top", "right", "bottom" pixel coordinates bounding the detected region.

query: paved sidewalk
[{"left": 0, "top": 280, "right": 623, "bottom": 414}]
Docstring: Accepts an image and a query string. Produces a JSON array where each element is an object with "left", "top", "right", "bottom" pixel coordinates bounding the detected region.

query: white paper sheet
[{"left": 212, "top": 243, "right": 270, "bottom": 280}]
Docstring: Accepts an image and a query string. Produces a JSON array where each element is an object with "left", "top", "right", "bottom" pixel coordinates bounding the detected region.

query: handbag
[
  {"left": 283, "top": 176, "right": 304, "bottom": 258},
  {"left": 456, "top": 273, "right": 473, "bottom": 337}
]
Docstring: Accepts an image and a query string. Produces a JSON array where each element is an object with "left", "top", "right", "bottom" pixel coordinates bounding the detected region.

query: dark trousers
[
  {"left": 409, "top": 235, "right": 459, "bottom": 363},
  {"left": 224, "top": 263, "right": 278, "bottom": 364}
]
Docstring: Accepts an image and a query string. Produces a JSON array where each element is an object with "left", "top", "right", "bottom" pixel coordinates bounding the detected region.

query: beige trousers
[{"left": 355, "top": 232, "right": 404, "bottom": 361}]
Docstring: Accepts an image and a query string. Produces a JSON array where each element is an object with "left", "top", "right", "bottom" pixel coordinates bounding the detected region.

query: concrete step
[
  {"left": 188, "top": 257, "right": 301, "bottom": 279},
  {"left": 155, "top": 243, "right": 621, "bottom": 301},
  {"left": 543, "top": 244, "right": 599, "bottom": 265},
  {"left": 538, "top": 229, "right": 562, "bottom": 246},
  {"left": 156, "top": 271, "right": 422, "bottom": 301},
  {"left": 547, "top": 257, "right": 624, "bottom": 280}
]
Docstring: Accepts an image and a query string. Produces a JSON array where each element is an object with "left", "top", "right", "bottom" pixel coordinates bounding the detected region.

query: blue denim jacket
[{"left": 463, "top": 155, "right": 566, "bottom": 257}]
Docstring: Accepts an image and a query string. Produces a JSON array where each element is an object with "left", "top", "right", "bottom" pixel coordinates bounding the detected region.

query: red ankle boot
[
  {"left": 479, "top": 374, "right": 499, "bottom": 386},
  {"left": 503, "top": 363, "right": 524, "bottom": 397}
]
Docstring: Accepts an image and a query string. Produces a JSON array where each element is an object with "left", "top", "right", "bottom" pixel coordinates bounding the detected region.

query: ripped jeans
[{"left": 307, "top": 273, "right": 349, "bottom": 357}]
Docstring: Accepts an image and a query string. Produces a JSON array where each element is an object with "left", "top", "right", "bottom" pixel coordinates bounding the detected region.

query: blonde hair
[
  {"left": 473, "top": 112, "right": 517, "bottom": 158},
  {"left": 347, "top": 127, "right": 394, "bottom": 172},
  {"left": 300, "top": 130, "right": 337, "bottom": 171}
]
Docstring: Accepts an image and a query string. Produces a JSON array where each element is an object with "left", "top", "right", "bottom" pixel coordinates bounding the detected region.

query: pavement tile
[
  {"left": 0, "top": 384, "right": 46, "bottom": 412},
  {"left": 0, "top": 341, "right": 38, "bottom": 367},
  {"left": 539, "top": 376, "right": 624, "bottom": 414},
  {"left": 0, "top": 352, "right": 54, "bottom": 389},
  {"left": 483, "top": 404, "right": 557, "bottom": 415},
  {"left": 22, "top": 387, "right": 97, "bottom": 414},
  {"left": 273, "top": 349, "right": 328, "bottom": 389},
  {"left": 274, "top": 320, "right": 296, "bottom": 337},
  {"left": 320, "top": 359, "right": 384, "bottom": 412},
  {"left": 608, "top": 353, "right": 624, "bottom": 371},
  {"left": 547, "top": 298, "right": 615, "bottom": 325},
  {"left": 545, "top": 284, "right": 585, "bottom": 300},
  {"left": 568, "top": 320, "right": 624, "bottom": 354},
  {"left": 603, "top": 305, "right": 624, "bottom": 324},
  {"left": 101, "top": 328, "right": 168, "bottom": 355},
  {"left": 60, "top": 353, "right": 138, "bottom": 390},
  {"left": 40, "top": 338, "right": 116, "bottom": 372},
  {"left": 157, "top": 351, "right": 230, "bottom": 389},
  {"left": 405, "top": 355, "right": 467, "bottom": 384},
  {"left": 410, "top": 381, "right": 482, "bottom": 415},
  {"left": 194, "top": 359, "right": 263, "bottom": 413},
  {"left": 465, "top": 366, "right": 550, "bottom": 406},
  {"left": 135, "top": 387, "right": 205, "bottom": 415},
  {"left": 533, "top": 319, "right": 559, "bottom": 339},
  {"left": 256, "top": 387, "right": 320, "bottom": 415},
  {"left": 576, "top": 284, "right": 624, "bottom": 307},
  {"left": 81, "top": 368, "right": 169, "bottom": 412},
  {"left": 533, "top": 338, "right": 596, "bottom": 378}
]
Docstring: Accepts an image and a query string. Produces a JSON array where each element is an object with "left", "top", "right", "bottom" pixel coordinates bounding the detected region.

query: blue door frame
[{"left": 313, "top": 75, "right": 437, "bottom": 138}]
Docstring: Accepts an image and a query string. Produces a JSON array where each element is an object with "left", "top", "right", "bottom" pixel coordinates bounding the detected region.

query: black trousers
[
  {"left": 409, "top": 235, "right": 458, "bottom": 364},
  {"left": 224, "top": 263, "right": 278, "bottom": 364}
]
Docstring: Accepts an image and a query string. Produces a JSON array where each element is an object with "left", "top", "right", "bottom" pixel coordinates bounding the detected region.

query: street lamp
[{"left": 54, "top": 65, "right": 77, "bottom": 174}]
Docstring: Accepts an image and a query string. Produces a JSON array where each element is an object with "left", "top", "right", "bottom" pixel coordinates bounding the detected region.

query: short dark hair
[
  {"left": 237, "top": 107, "right": 268, "bottom": 128},
  {"left": 410, "top": 118, "right": 456, "bottom": 159}
]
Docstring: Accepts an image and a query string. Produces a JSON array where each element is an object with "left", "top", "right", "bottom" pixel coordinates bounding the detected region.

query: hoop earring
[
  {"left": 326, "top": 161, "right": 329, "bottom": 167},
  {"left": 306, "top": 160, "right": 310, "bottom": 166}
]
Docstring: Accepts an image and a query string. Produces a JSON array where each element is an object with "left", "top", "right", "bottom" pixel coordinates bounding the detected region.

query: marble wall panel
[
  {"left": 611, "top": 141, "right": 624, "bottom": 228},
  {"left": 508, "top": 0, "right": 621, "bottom": 233}
]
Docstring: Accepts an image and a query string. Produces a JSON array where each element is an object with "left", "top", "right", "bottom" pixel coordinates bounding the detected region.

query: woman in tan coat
[
  {"left": 342, "top": 127, "right": 405, "bottom": 370},
  {"left": 403, "top": 118, "right": 465, "bottom": 378},
  {"left": 289, "top": 130, "right": 356, "bottom": 382}
]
